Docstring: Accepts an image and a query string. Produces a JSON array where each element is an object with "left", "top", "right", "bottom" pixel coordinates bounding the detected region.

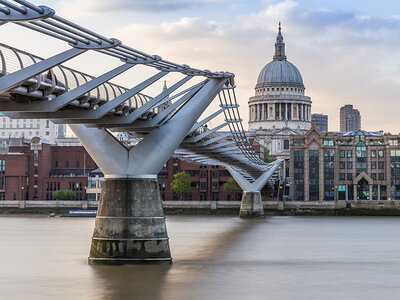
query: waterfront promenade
[{"left": 3, "top": 200, "right": 400, "bottom": 215}]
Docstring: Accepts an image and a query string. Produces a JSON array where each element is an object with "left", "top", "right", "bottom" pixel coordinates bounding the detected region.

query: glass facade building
[{"left": 290, "top": 121, "right": 400, "bottom": 201}]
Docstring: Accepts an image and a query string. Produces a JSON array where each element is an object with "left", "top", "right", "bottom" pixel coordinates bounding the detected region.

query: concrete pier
[
  {"left": 88, "top": 178, "right": 171, "bottom": 265},
  {"left": 239, "top": 191, "right": 264, "bottom": 218}
]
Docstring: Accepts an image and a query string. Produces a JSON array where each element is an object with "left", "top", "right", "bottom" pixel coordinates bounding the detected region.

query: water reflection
[
  {"left": 90, "top": 216, "right": 257, "bottom": 300},
  {"left": 3, "top": 216, "right": 400, "bottom": 300},
  {"left": 92, "top": 265, "right": 171, "bottom": 299}
]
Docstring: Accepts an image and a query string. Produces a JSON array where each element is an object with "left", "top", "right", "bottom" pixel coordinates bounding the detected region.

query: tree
[
  {"left": 264, "top": 147, "right": 273, "bottom": 163},
  {"left": 222, "top": 178, "right": 242, "bottom": 200},
  {"left": 52, "top": 189, "right": 76, "bottom": 200},
  {"left": 171, "top": 171, "right": 192, "bottom": 200}
]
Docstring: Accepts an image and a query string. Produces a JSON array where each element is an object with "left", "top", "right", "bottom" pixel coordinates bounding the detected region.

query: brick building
[
  {"left": 157, "top": 158, "right": 238, "bottom": 201},
  {"left": 290, "top": 121, "right": 400, "bottom": 201},
  {"left": 0, "top": 137, "right": 96, "bottom": 200},
  {"left": 0, "top": 136, "right": 274, "bottom": 201}
]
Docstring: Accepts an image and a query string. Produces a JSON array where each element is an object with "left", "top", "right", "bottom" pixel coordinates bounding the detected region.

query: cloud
[
  {"left": 45, "top": 0, "right": 400, "bottom": 132},
  {"left": 57, "top": 0, "right": 230, "bottom": 17}
]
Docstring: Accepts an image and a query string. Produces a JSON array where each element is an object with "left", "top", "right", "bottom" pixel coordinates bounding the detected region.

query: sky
[{"left": 0, "top": 0, "right": 399, "bottom": 133}]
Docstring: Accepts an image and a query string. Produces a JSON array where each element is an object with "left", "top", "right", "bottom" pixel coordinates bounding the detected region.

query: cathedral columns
[
  {"left": 285, "top": 103, "right": 288, "bottom": 120},
  {"left": 299, "top": 104, "right": 302, "bottom": 120},
  {"left": 256, "top": 104, "right": 259, "bottom": 121},
  {"left": 264, "top": 104, "right": 267, "bottom": 120}
]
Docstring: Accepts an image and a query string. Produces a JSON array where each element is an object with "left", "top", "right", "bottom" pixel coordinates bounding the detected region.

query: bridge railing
[
  {"left": 0, "top": 42, "right": 153, "bottom": 112},
  {"left": 0, "top": 0, "right": 275, "bottom": 173}
]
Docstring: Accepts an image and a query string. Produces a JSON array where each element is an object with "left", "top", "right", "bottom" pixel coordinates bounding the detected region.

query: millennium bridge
[{"left": 0, "top": 0, "right": 283, "bottom": 264}]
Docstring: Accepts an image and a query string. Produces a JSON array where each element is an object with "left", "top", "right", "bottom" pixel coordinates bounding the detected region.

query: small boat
[{"left": 64, "top": 210, "right": 97, "bottom": 217}]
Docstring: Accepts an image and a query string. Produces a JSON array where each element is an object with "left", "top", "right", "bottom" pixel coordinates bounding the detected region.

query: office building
[
  {"left": 312, "top": 113, "right": 328, "bottom": 132},
  {"left": 290, "top": 120, "right": 400, "bottom": 201},
  {"left": 340, "top": 105, "right": 361, "bottom": 132}
]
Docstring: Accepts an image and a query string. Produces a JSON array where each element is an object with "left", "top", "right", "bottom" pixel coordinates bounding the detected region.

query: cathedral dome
[
  {"left": 256, "top": 23, "right": 304, "bottom": 88},
  {"left": 257, "top": 60, "right": 303, "bottom": 87}
]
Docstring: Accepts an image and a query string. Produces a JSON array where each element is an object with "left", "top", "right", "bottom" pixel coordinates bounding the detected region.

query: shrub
[{"left": 52, "top": 189, "right": 76, "bottom": 200}]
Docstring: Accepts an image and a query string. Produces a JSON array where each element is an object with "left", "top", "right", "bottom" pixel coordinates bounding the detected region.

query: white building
[
  {"left": 247, "top": 23, "right": 311, "bottom": 161},
  {"left": 0, "top": 112, "right": 66, "bottom": 144}
]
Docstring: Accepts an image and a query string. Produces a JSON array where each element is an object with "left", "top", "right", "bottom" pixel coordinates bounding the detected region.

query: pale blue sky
[{"left": 0, "top": 0, "right": 399, "bottom": 132}]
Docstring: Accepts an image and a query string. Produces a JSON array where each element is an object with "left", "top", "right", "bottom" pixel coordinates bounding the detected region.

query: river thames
[{"left": 2, "top": 215, "right": 400, "bottom": 299}]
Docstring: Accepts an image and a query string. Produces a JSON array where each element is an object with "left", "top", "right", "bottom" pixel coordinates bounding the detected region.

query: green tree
[
  {"left": 171, "top": 171, "right": 192, "bottom": 200},
  {"left": 264, "top": 147, "right": 273, "bottom": 163},
  {"left": 52, "top": 189, "right": 76, "bottom": 200},
  {"left": 222, "top": 178, "right": 242, "bottom": 200}
]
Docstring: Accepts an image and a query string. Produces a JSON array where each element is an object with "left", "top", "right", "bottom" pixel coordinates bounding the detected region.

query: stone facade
[
  {"left": 247, "top": 24, "right": 312, "bottom": 193},
  {"left": 0, "top": 113, "right": 66, "bottom": 144},
  {"left": 247, "top": 24, "right": 311, "bottom": 163},
  {"left": 290, "top": 120, "right": 400, "bottom": 201}
]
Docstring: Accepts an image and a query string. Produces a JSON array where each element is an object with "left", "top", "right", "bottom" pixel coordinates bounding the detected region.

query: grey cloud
[{"left": 94, "top": 0, "right": 229, "bottom": 13}]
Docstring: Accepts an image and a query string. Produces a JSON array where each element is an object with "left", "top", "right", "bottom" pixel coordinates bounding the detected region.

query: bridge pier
[
  {"left": 239, "top": 191, "right": 264, "bottom": 218},
  {"left": 68, "top": 78, "right": 225, "bottom": 264},
  {"left": 226, "top": 163, "right": 282, "bottom": 218},
  {"left": 89, "top": 178, "right": 171, "bottom": 265}
]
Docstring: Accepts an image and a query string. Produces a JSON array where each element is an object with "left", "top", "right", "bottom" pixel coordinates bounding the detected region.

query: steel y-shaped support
[
  {"left": 69, "top": 78, "right": 226, "bottom": 264},
  {"left": 226, "top": 161, "right": 282, "bottom": 218}
]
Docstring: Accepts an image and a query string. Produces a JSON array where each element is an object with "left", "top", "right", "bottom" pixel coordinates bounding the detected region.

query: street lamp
[{"left": 334, "top": 185, "right": 338, "bottom": 201}]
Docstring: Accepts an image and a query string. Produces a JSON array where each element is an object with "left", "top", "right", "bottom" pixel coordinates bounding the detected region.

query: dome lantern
[
  {"left": 256, "top": 23, "right": 304, "bottom": 88},
  {"left": 273, "top": 22, "right": 286, "bottom": 61}
]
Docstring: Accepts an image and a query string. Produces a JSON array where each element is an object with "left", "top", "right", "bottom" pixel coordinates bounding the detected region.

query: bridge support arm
[
  {"left": 68, "top": 78, "right": 226, "bottom": 264},
  {"left": 227, "top": 162, "right": 282, "bottom": 218}
]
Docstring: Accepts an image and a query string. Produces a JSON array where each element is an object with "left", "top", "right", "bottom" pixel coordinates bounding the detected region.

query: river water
[{"left": 2, "top": 215, "right": 400, "bottom": 300}]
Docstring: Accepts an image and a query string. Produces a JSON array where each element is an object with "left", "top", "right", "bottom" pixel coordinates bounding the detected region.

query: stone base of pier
[
  {"left": 88, "top": 178, "right": 172, "bottom": 265},
  {"left": 239, "top": 191, "right": 264, "bottom": 218}
]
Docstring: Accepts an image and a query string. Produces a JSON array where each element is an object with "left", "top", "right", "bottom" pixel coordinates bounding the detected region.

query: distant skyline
[{"left": 0, "top": 0, "right": 399, "bottom": 133}]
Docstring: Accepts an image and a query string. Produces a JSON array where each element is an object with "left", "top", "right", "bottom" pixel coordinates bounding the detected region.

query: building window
[
  {"left": 378, "top": 173, "right": 385, "bottom": 181},
  {"left": 347, "top": 150, "right": 352, "bottom": 158},
  {"left": 293, "top": 150, "right": 304, "bottom": 201},
  {"left": 309, "top": 150, "right": 319, "bottom": 201},
  {"left": 46, "top": 120, "right": 49, "bottom": 128},
  {"left": 339, "top": 162, "right": 345, "bottom": 169},
  {"left": 346, "top": 173, "right": 352, "bottom": 180},
  {"left": 371, "top": 162, "right": 377, "bottom": 169},
  {"left": 65, "top": 161, "right": 69, "bottom": 168},
  {"left": 340, "top": 150, "right": 345, "bottom": 158},
  {"left": 76, "top": 161, "right": 80, "bottom": 168},
  {"left": 323, "top": 140, "right": 334, "bottom": 146},
  {"left": 378, "top": 150, "right": 384, "bottom": 158},
  {"left": 371, "top": 173, "right": 377, "bottom": 180},
  {"left": 46, "top": 131, "right": 49, "bottom": 136},
  {"left": 283, "top": 139, "right": 289, "bottom": 150},
  {"left": 356, "top": 141, "right": 367, "bottom": 174},
  {"left": 378, "top": 162, "right": 384, "bottom": 169},
  {"left": 55, "top": 161, "right": 58, "bottom": 168},
  {"left": 324, "top": 150, "right": 335, "bottom": 201},
  {"left": 371, "top": 150, "right": 376, "bottom": 158},
  {"left": 293, "top": 139, "right": 304, "bottom": 146},
  {"left": 339, "top": 173, "right": 346, "bottom": 180},
  {"left": 347, "top": 162, "right": 353, "bottom": 169},
  {"left": 0, "top": 176, "right": 5, "bottom": 189},
  {"left": 0, "top": 160, "right": 5, "bottom": 174},
  {"left": 200, "top": 182, "right": 207, "bottom": 190}
]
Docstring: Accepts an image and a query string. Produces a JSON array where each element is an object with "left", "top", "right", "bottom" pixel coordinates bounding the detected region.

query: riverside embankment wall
[{"left": 3, "top": 200, "right": 400, "bottom": 216}]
